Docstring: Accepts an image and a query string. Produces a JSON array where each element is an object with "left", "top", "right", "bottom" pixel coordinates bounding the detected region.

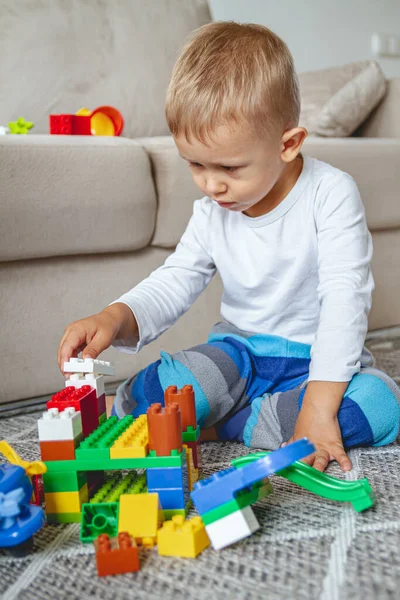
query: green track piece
[
  {"left": 200, "top": 480, "right": 273, "bottom": 525},
  {"left": 231, "top": 452, "right": 376, "bottom": 512},
  {"left": 76, "top": 416, "right": 133, "bottom": 460},
  {"left": 182, "top": 426, "right": 200, "bottom": 442},
  {"left": 46, "top": 512, "right": 82, "bottom": 524},
  {"left": 44, "top": 450, "right": 186, "bottom": 472},
  {"left": 43, "top": 471, "right": 87, "bottom": 493},
  {"left": 80, "top": 502, "right": 119, "bottom": 543}
]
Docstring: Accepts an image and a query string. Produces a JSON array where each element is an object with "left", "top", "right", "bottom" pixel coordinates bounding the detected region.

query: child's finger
[
  {"left": 332, "top": 449, "right": 352, "bottom": 472},
  {"left": 82, "top": 330, "right": 110, "bottom": 360},
  {"left": 312, "top": 449, "right": 330, "bottom": 472},
  {"left": 59, "top": 332, "right": 86, "bottom": 373}
]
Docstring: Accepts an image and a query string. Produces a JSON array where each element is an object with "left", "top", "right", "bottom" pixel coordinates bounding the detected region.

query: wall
[{"left": 209, "top": 0, "right": 400, "bottom": 78}]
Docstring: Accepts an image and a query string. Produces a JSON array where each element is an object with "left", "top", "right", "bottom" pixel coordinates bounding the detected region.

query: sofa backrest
[
  {"left": 0, "top": 0, "right": 211, "bottom": 138},
  {"left": 358, "top": 79, "right": 400, "bottom": 138}
]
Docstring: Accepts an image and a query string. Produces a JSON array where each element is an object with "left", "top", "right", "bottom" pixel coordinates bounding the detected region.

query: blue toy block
[
  {"left": 147, "top": 487, "right": 186, "bottom": 509},
  {"left": 146, "top": 463, "right": 187, "bottom": 489},
  {"left": 0, "top": 464, "right": 46, "bottom": 548},
  {"left": 191, "top": 438, "right": 315, "bottom": 514}
]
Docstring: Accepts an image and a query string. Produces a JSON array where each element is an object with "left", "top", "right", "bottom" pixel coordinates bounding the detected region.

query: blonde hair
[{"left": 166, "top": 21, "right": 300, "bottom": 143}]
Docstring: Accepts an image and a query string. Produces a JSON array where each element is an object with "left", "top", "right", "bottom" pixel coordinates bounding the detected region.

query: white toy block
[
  {"left": 63, "top": 358, "right": 114, "bottom": 376},
  {"left": 38, "top": 407, "right": 83, "bottom": 441},
  {"left": 205, "top": 506, "right": 259, "bottom": 550},
  {"left": 66, "top": 373, "right": 105, "bottom": 397}
]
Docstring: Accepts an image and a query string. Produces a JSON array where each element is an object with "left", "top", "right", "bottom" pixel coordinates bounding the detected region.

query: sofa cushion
[
  {"left": 299, "top": 61, "right": 387, "bottom": 137},
  {"left": 0, "top": 0, "right": 211, "bottom": 138},
  {"left": 358, "top": 78, "right": 400, "bottom": 138},
  {"left": 0, "top": 136, "right": 157, "bottom": 261}
]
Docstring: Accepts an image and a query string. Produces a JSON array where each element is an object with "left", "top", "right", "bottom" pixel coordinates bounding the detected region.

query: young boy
[{"left": 58, "top": 22, "right": 400, "bottom": 473}]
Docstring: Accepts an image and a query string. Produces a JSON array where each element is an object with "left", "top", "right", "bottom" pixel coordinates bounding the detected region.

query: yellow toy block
[
  {"left": 110, "top": 415, "right": 149, "bottom": 458},
  {"left": 184, "top": 445, "right": 199, "bottom": 492},
  {"left": 45, "top": 484, "right": 88, "bottom": 514},
  {"left": 118, "top": 493, "right": 163, "bottom": 544},
  {"left": 157, "top": 515, "right": 210, "bottom": 558}
]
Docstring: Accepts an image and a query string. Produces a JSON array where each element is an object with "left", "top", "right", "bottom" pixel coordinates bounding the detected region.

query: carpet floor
[{"left": 1, "top": 332, "right": 400, "bottom": 600}]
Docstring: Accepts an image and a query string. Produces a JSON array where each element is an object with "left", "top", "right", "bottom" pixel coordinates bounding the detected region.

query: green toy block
[
  {"left": 47, "top": 512, "right": 82, "bottom": 524},
  {"left": 182, "top": 426, "right": 200, "bottom": 443},
  {"left": 90, "top": 472, "right": 147, "bottom": 504},
  {"left": 162, "top": 501, "right": 191, "bottom": 520},
  {"left": 8, "top": 116, "right": 34, "bottom": 134},
  {"left": 75, "top": 416, "right": 133, "bottom": 460},
  {"left": 99, "top": 412, "right": 107, "bottom": 425},
  {"left": 43, "top": 470, "right": 87, "bottom": 493},
  {"left": 200, "top": 479, "right": 273, "bottom": 525},
  {"left": 80, "top": 502, "right": 119, "bottom": 543},
  {"left": 44, "top": 449, "right": 186, "bottom": 473},
  {"left": 231, "top": 452, "right": 376, "bottom": 512}
]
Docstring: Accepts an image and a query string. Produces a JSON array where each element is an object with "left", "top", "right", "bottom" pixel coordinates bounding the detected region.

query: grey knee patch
[{"left": 114, "top": 375, "right": 138, "bottom": 417}]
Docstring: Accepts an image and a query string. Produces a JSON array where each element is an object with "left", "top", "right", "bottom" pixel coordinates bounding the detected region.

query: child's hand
[
  {"left": 285, "top": 381, "right": 352, "bottom": 473},
  {"left": 57, "top": 303, "right": 136, "bottom": 374}
]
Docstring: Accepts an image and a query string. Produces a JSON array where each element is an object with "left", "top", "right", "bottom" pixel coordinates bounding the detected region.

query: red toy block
[
  {"left": 40, "top": 439, "right": 76, "bottom": 461},
  {"left": 95, "top": 532, "right": 140, "bottom": 576},
  {"left": 49, "top": 114, "right": 73, "bottom": 135},
  {"left": 147, "top": 403, "right": 182, "bottom": 456},
  {"left": 165, "top": 385, "right": 197, "bottom": 431},
  {"left": 71, "top": 115, "right": 91, "bottom": 135},
  {"left": 31, "top": 474, "right": 44, "bottom": 506},
  {"left": 186, "top": 439, "right": 202, "bottom": 472},
  {"left": 47, "top": 385, "right": 98, "bottom": 438}
]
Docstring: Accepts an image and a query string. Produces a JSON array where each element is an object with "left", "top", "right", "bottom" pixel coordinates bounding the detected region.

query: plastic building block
[
  {"left": 49, "top": 114, "right": 72, "bottom": 134},
  {"left": 47, "top": 512, "right": 82, "bottom": 524},
  {"left": 146, "top": 465, "right": 187, "bottom": 489},
  {"left": 95, "top": 532, "right": 139, "bottom": 576},
  {"left": 148, "top": 403, "right": 182, "bottom": 456},
  {"left": 110, "top": 415, "right": 149, "bottom": 458},
  {"left": 231, "top": 451, "right": 376, "bottom": 512},
  {"left": 81, "top": 502, "right": 119, "bottom": 543},
  {"left": 71, "top": 115, "right": 91, "bottom": 135},
  {"left": 147, "top": 487, "right": 186, "bottom": 510},
  {"left": 38, "top": 407, "right": 83, "bottom": 442},
  {"left": 44, "top": 449, "right": 186, "bottom": 473},
  {"left": 97, "top": 394, "right": 106, "bottom": 420},
  {"left": 67, "top": 373, "right": 105, "bottom": 398},
  {"left": 90, "top": 472, "right": 146, "bottom": 504},
  {"left": 45, "top": 484, "right": 88, "bottom": 514},
  {"left": 182, "top": 426, "right": 200, "bottom": 443},
  {"left": 31, "top": 474, "right": 44, "bottom": 506},
  {"left": 40, "top": 439, "right": 77, "bottom": 462},
  {"left": 76, "top": 416, "right": 133, "bottom": 460},
  {"left": 157, "top": 515, "right": 210, "bottom": 558},
  {"left": 47, "top": 386, "right": 98, "bottom": 438},
  {"left": 118, "top": 493, "right": 163, "bottom": 544},
  {"left": 0, "top": 464, "right": 45, "bottom": 547},
  {"left": 165, "top": 385, "right": 197, "bottom": 431},
  {"left": 205, "top": 506, "right": 259, "bottom": 550},
  {"left": 43, "top": 471, "right": 87, "bottom": 493},
  {"left": 184, "top": 445, "right": 198, "bottom": 491},
  {"left": 185, "top": 439, "right": 201, "bottom": 471},
  {"left": 0, "top": 125, "right": 10, "bottom": 135},
  {"left": 99, "top": 412, "right": 107, "bottom": 425},
  {"left": 8, "top": 117, "right": 34, "bottom": 134},
  {"left": 163, "top": 508, "right": 187, "bottom": 519},
  {"left": 191, "top": 439, "right": 315, "bottom": 515},
  {"left": 64, "top": 358, "right": 114, "bottom": 376}
]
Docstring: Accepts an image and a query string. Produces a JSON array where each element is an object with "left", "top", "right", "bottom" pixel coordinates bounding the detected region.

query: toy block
[
  {"left": 64, "top": 358, "right": 114, "bottom": 376},
  {"left": 157, "top": 515, "right": 210, "bottom": 558},
  {"left": 38, "top": 407, "right": 83, "bottom": 442},
  {"left": 147, "top": 487, "right": 187, "bottom": 510},
  {"left": 147, "top": 403, "right": 182, "bottom": 456},
  {"left": 43, "top": 470, "right": 87, "bottom": 493},
  {"left": 184, "top": 445, "right": 199, "bottom": 492},
  {"left": 165, "top": 385, "right": 197, "bottom": 430},
  {"left": 76, "top": 415, "right": 133, "bottom": 460},
  {"left": 45, "top": 483, "right": 88, "bottom": 514},
  {"left": 205, "top": 506, "right": 260, "bottom": 550},
  {"left": 182, "top": 426, "right": 200, "bottom": 443},
  {"left": 163, "top": 508, "right": 187, "bottom": 519},
  {"left": 191, "top": 439, "right": 315, "bottom": 515},
  {"left": 67, "top": 373, "right": 105, "bottom": 398},
  {"left": 81, "top": 502, "right": 119, "bottom": 543},
  {"left": 146, "top": 465, "right": 186, "bottom": 489},
  {"left": 47, "top": 386, "right": 98, "bottom": 438},
  {"left": 110, "top": 415, "right": 148, "bottom": 458},
  {"left": 91, "top": 472, "right": 146, "bottom": 504},
  {"left": 97, "top": 393, "right": 106, "bottom": 419},
  {"left": 95, "top": 532, "right": 139, "bottom": 576},
  {"left": 49, "top": 114, "right": 72, "bottom": 135},
  {"left": 118, "top": 493, "right": 164, "bottom": 544},
  {"left": 99, "top": 412, "right": 107, "bottom": 425},
  {"left": 47, "top": 512, "right": 82, "bottom": 524},
  {"left": 86, "top": 471, "right": 106, "bottom": 496},
  {"left": 31, "top": 474, "right": 44, "bottom": 506},
  {"left": 40, "top": 439, "right": 77, "bottom": 461},
  {"left": 71, "top": 114, "right": 91, "bottom": 135},
  {"left": 185, "top": 439, "right": 201, "bottom": 471},
  {"left": 44, "top": 449, "right": 186, "bottom": 473}
]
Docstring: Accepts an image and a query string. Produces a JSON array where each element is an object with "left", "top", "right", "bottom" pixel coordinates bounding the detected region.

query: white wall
[{"left": 209, "top": 0, "right": 400, "bottom": 78}]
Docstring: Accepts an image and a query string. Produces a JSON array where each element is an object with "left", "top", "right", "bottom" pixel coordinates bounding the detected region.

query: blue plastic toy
[{"left": 0, "top": 464, "right": 45, "bottom": 548}]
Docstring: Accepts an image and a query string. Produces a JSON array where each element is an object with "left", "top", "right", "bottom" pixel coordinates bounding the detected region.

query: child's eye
[
  {"left": 222, "top": 166, "right": 238, "bottom": 172},
  {"left": 189, "top": 162, "right": 202, "bottom": 169}
]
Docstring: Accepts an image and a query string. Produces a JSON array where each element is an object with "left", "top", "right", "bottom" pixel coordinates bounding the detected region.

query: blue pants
[{"left": 112, "top": 322, "right": 400, "bottom": 450}]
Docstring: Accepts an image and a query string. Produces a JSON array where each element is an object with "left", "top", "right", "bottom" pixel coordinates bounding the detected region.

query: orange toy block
[
  {"left": 95, "top": 532, "right": 139, "bottom": 576},
  {"left": 147, "top": 403, "right": 182, "bottom": 456},
  {"left": 164, "top": 385, "right": 197, "bottom": 430},
  {"left": 39, "top": 439, "right": 76, "bottom": 461}
]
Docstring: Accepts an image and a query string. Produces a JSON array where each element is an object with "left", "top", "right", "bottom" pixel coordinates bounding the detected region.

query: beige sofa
[{"left": 1, "top": 1, "right": 400, "bottom": 405}]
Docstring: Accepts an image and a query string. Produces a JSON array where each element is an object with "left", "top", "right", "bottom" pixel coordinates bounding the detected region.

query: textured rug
[{"left": 1, "top": 333, "right": 400, "bottom": 600}]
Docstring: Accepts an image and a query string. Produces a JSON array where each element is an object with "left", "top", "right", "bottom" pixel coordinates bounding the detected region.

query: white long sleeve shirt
[{"left": 113, "top": 155, "right": 374, "bottom": 382}]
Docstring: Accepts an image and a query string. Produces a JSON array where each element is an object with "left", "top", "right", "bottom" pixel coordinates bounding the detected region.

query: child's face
[{"left": 175, "top": 122, "right": 305, "bottom": 216}]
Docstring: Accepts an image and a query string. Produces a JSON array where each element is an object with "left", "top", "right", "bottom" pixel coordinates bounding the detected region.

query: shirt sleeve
[
  {"left": 309, "top": 174, "right": 374, "bottom": 382},
  {"left": 111, "top": 198, "right": 216, "bottom": 353}
]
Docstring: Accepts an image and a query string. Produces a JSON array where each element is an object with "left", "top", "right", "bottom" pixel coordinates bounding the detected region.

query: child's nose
[{"left": 206, "top": 177, "right": 227, "bottom": 196}]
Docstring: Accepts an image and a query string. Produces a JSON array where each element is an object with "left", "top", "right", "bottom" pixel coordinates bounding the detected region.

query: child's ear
[{"left": 280, "top": 127, "right": 308, "bottom": 162}]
